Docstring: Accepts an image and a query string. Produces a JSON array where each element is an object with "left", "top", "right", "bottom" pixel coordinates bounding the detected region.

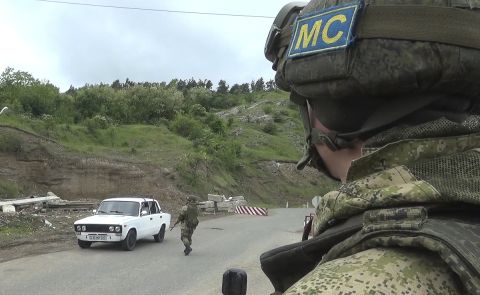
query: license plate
[{"left": 87, "top": 235, "right": 107, "bottom": 241}]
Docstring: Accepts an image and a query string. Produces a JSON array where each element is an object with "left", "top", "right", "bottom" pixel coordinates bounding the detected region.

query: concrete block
[
  {"left": 208, "top": 194, "right": 226, "bottom": 202},
  {"left": 2, "top": 205, "right": 15, "bottom": 213}
]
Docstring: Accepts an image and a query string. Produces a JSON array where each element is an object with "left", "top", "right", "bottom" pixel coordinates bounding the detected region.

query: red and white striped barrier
[{"left": 235, "top": 206, "right": 268, "bottom": 216}]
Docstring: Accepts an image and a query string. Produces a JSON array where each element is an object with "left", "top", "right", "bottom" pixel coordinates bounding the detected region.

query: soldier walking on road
[{"left": 171, "top": 195, "right": 199, "bottom": 256}]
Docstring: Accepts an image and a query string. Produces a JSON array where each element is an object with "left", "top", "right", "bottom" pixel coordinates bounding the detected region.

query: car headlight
[
  {"left": 115, "top": 226, "right": 121, "bottom": 232},
  {"left": 109, "top": 226, "right": 114, "bottom": 232},
  {"left": 76, "top": 225, "right": 81, "bottom": 232},
  {"left": 81, "top": 225, "right": 86, "bottom": 231}
]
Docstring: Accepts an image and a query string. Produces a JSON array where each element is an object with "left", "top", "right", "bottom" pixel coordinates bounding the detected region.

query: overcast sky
[{"left": 0, "top": 0, "right": 287, "bottom": 91}]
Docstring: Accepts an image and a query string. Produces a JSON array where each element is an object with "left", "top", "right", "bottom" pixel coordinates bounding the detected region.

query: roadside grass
[
  {"left": 0, "top": 216, "right": 44, "bottom": 245},
  {"left": 0, "top": 114, "right": 46, "bottom": 136},
  {"left": 55, "top": 124, "right": 194, "bottom": 165},
  {"left": 240, "top": 127, "right": 302, "bottom": 162},
  {"left": 0, "top": 225, "right": 34, "bottom": 235},
  {"left": 0, "top": 115, "right": 194, "bottom": 166},
  {"left": 0, "top": 179, "right": 22, "bottom": 199}
]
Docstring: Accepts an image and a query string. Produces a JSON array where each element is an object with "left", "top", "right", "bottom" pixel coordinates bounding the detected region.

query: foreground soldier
[
  {"left": 171, "top": 195, "right": 199, "bottom": 256},
  {"left": 261, "top": 1, "right": 480, "bottom": 294}
]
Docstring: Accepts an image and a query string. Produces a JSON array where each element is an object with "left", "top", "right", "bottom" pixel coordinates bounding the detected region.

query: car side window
[
  {"left": 155, "top": 202, "right": 161, "bottom": 213},
  {"left": 141, "top": 202, "right": 150, "bottom": 215},
  {"left": 149, "top": 201, "right": 157, "bottom": 214}
]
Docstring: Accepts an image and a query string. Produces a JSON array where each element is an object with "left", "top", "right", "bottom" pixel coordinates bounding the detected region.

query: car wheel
[
  {"left": 154, "top": 225, "right": 166, "bottom": 243},
  {"left": 78, "top": 239, "right": 92, "bottom": 249},
  {"left": 122, "top": 229, "right": 137, "bottom": 251}
]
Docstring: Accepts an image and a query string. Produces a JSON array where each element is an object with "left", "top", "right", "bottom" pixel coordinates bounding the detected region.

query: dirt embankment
[{"left": 0, "top": 126, "right": 186, "bottom": 213}]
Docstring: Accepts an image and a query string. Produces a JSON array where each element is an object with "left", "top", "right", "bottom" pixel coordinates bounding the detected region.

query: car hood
[{"left": 75, "top": 215, "right": 137, "bottom": 225}]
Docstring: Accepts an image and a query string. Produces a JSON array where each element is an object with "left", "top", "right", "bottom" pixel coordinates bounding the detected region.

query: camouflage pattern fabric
[
  {"left": 284, "top": 247, "right": 462, "bottom": 295},
  {"left": 280, "top": 0, "right": 480, "bottom": 103},
  {"left": 181, "top": 223, "right": 194, "bottom": 248},
  {"left": 175, "top": 204, "right": 199, "bottom": 250},
  {"left": 286, "top": 132, "right": 480, "bottom": 294},
  {"left": 313, "top": 133, "right": 480, "bottom": 236}
]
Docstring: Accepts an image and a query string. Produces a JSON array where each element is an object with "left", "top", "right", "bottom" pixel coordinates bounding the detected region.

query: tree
[
  {"left": 111, "top": 79, "right": 122, "bottom": 90},
  {"left": 254, "top": 78, "right": 265, "bottom": 92},
  {"left": 240, "top": 83, "right": 250, "bottom": 93},
  {"left": 266, "top": 79, "right": 277, "bottom": 91},
  {"left": 229, "top": 84, "right": 241, "bottom": 94},
  {"left": 73, "top": 86, "right": 113, "bottom": 120},
  {"left": 167, "top": 79, "right": 178, "bottom": 88},
  {"left": 217, "top": 80, "right": 229, "bottom": 94},
  {"left": 186, "top": 78, "right": 197, "bottom": 89},
  {"left": 0, "top": 67, "right": 39, "bottom": 87},
  {"left": 176, "top": 79, "right": 187, "bottom": 92},
  {"left": 197, "top": 79, "right": 206, "bottom": 88},
  {"left": 18, "top": 83, "right": 60, "bottom": 116},
  {"left": 205, "top": 80, "right": 213, "bottom": 90},
  {"left": 124, "top": 78, "right": 135, "bottom": 88},
  {"left": 66, "top": 85, "right": 77, "bottom": 95}
]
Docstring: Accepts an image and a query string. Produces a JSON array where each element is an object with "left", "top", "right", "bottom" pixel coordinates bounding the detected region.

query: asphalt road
[{"left": 0, "top": 208, "right": 312, "bottom": 295}]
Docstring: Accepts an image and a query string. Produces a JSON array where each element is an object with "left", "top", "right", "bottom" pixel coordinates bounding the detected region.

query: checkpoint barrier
[{"left": 235, "top": 205, "right": 268, "bottom": 216}]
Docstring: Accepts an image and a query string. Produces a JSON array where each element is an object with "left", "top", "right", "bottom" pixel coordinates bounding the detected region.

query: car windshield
[{"left": 97, "top": 201, "right": 140, "bottom": 217}]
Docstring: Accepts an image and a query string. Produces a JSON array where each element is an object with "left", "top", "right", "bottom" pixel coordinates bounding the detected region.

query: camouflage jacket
[
  {"left": 176, "top": 204, "right": 199, "bottom": 229},
  {"left": 262, "top": 131, "right": 480, "bottom": 294}
]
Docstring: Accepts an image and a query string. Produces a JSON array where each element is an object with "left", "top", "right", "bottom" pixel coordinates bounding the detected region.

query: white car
[{"left": 74, "top": 197, "right": 171, "bottom": 251}]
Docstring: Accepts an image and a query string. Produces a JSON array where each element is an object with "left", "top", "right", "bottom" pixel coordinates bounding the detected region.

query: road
[{"left": 0, "top": 208, "right": 312, "bottom": 295}]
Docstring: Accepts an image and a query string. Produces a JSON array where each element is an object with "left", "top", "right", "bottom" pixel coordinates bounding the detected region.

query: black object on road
[{"left": 222, "top": 268, "right": 247, "bottom": 295}]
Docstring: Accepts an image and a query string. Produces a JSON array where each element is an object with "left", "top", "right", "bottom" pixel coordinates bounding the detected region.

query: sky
[{"left": 0, "top": 0, "right": 287, "bottom": 91}]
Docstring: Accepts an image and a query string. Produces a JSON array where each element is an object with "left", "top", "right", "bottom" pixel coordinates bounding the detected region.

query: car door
[
  {"left": 139, "top": 202, "right": 153, "bottom": 238},
  {"left": 148, "top": 201, "right": 161, "bottom": 235}
]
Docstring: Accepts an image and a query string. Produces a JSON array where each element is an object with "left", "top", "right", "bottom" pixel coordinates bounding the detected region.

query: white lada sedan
[{"left": 74, "top": 197, "right": 171, "bottom": 251}]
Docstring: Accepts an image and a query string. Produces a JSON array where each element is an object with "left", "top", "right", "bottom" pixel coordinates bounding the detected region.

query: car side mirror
[
  {"left": 92, "top": 209, "right": 97, "bottom": 214},
  {"left": 141, "top": 210, "right": 148, "bottom": 216}
]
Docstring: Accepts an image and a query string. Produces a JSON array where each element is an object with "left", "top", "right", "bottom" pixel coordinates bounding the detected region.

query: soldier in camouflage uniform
[
  {"left": 172, "top": 195, "right": 199, "bottom": 256},
  {"left": 261, "top": 0, "right": 480, "bottom": 294}
]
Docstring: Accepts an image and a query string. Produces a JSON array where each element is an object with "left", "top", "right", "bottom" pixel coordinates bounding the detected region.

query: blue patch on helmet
[{"left": 287, "top": 3, "right": 361, "bottom": 58}]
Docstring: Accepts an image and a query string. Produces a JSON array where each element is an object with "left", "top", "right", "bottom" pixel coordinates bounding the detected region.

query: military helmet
[
  {"left": 265, "top": 0, "right": 480, "bottom": 172},
  {"left": 186, "top": 195, "right": 199, "bottom": 203}
]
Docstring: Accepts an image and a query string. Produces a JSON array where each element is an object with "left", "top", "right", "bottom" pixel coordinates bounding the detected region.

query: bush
[
  {"left": 262, "top": 122, "right": 277, "bottom": 134},
  {"left": 189, "top": 104, "right": 207, "bottom": 117},
  {"left": 41, "top": 114, "right": 56, "bottom": 134},
  {"left": 205, "top": 114, "right": 225, "bottom": 136},
  {"left": 263, "top": 104, "right": 273, "bottom": 114},
  {"left": 84, "top": 115, "right": 110, "bottom": 133},
  {"left": 227, "top": 117, "right": 234, "bottom": 128},
  {"left": 170, "top": 114, "right": 204, "bottom": 140},
  {"left": 0, "top": 180, "right": 20, "bottom": 199},
  {"left": 273, "top": 111, "right": 284, "bottom": 123},
  {"left": 175, "top": 152, "right": 208, "bottom": 185},
  {"left": 211, "top": 140, "right": 242, "bottom": 170},
  {"left": 0, "top": 134, "right": 22, "bottom": 153}
]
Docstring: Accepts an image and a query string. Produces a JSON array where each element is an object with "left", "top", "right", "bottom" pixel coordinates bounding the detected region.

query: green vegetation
[
  {"left": 0, "top": 179, "right": 22, "bottom": 199},
  {"left": 0, "top": 67, "right": 335, "bottom": 206},
  {"left": 0, "top": 214, "right": 44, "bottom": 242}
]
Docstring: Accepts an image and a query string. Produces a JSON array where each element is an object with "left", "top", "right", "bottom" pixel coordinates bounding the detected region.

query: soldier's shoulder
[{"left": 285, "top": 248, "right": 462, "bottom": 294}]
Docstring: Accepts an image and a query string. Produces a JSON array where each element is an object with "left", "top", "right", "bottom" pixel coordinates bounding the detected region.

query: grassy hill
[{"left": 0, "top": 86, "right": 336, "bottom": 208}]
